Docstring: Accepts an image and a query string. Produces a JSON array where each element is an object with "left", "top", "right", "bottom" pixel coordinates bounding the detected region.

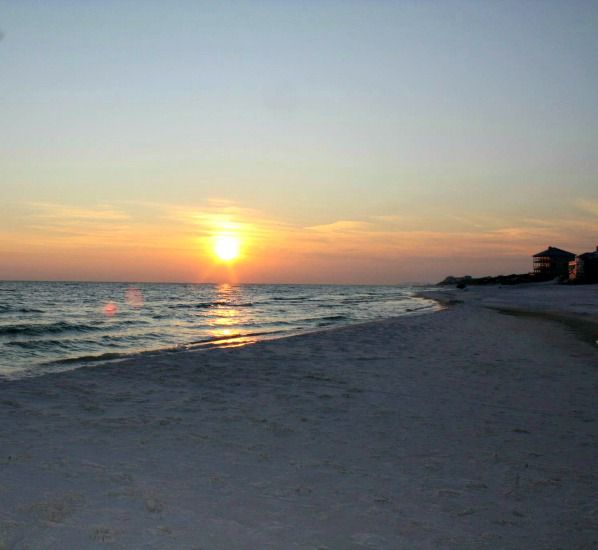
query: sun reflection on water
[{"left": 205, "top": 284, "right": 255, "bottom": 348}]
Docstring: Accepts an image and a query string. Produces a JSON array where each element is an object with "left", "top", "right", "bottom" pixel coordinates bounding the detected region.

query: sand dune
[{"left": 0, "top": 285, "right": 596, "bottom": 549}]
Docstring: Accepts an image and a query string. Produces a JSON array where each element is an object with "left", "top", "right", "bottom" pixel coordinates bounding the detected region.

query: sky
[{"left": 1, "top": 0, "right": 597, "bottom": 283}]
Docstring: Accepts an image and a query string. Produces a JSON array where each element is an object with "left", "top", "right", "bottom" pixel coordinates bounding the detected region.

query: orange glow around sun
[{"left": 213, "top": 235, "right": 241, "bottom": 262}]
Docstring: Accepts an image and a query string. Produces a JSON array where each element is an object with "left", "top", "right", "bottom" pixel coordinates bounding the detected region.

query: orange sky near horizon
[{"left": 1, "top": 199, "right": 596, "bottom": 284}]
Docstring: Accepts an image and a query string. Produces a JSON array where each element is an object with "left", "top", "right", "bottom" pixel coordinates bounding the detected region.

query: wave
[
  {"left": 341, "top": 298, "right": 372, "bottom": 305},
  {"left": 212, "top": 301, "right": 255, "bottom": 308},
  {"left": 314, "top": 315, "right": 348, "bottom": 322},
  {"left": 271, "top": 296, "right": 311, "bottom": 302},
  {"left": 245, "top": 319, "right": 293, "bottom": 328},
  {"left": 186, "top": 329, "right": 287, "bottom": 347},
  {"left": 50, "top": 351, "right": 130, "bottom": 365},
  {"left": 4, "top": 339, "right": 70, "bottom": 349},
  {"left": 47, "top": 328, "right": 291, "bottom": 367},
  {"left": 294, "top": 314, "right": 349, "bottom": 327},
  {"left": 167, "top": 302, "right": 213, "bottom": 309},
  {"left": 0, "top": 321, "right": 103, "bottom": 337},
  {"left": 166, "top": 301, "right": 255, "bottom": 310},
  {"left": 0, "top": 305, "right": 45, "bottom": 314}
]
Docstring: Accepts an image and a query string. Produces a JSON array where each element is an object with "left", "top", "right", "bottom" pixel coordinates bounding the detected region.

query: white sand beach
[{"left": 0, "top": 284, "right": 597, "bottom": 549}]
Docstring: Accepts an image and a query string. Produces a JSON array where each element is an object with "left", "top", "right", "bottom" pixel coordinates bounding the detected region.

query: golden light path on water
[{"left": 205, "top": 283, "right": 259, "bottom": 348}]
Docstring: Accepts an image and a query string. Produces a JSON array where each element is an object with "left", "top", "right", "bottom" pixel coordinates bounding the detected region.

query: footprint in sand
[
  {"left": 91, "top": 526, "right": 117, "bottom": 543},
  {"left": 145, "top": 497, "right": 164, "bottom": 513}
]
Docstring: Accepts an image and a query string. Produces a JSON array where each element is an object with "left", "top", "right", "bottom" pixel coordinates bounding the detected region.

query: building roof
[{"left": 533, "top": 246, "right": 575, "bottom": 259}]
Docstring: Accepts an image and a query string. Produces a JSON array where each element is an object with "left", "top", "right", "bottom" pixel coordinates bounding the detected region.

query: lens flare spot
[
  {"left": 103, "top": 302, "right": 118, "bottom": 316},
  {"left": 125, "top": 287, "right": 144, "bottom": 308}
]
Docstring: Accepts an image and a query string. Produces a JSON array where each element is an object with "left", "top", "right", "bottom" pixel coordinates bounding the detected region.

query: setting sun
[{"left": 213, "top": 235, "right": 241, "bottom": 262}]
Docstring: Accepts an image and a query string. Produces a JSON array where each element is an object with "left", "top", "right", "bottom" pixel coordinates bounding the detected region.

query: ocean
[{"left": 0, "top": 281, "right": 437, "bottom": 379}]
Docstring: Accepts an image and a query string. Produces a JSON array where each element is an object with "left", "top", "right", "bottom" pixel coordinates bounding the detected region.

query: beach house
[
  {"left": 569, "top": 246, "right": 598, "bottom": 283},
  {"left": 532, "top": 246, "right": 575, "bottom": 279}
]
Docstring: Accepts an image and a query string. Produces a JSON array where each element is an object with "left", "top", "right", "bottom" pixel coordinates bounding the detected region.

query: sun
[{"left": 213, "top": 235, "right": 241, "bottom": 262}]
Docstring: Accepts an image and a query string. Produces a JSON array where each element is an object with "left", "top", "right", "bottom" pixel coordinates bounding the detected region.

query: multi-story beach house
[
  {"left": 569, "top": 246, "right": 598, "bottom": 283},
  {"left": 532, "top": 246, "right": 575, "bottom": 279}
]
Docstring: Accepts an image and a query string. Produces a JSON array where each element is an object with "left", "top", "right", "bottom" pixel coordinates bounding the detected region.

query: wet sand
[{"left": 0, "top": 284, "right": 596, "bottom": 549}]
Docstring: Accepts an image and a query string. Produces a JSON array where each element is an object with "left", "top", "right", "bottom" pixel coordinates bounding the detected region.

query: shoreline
[
  {"left": 1, "top": 285, "right": 596, "bottom": 548},
  {"left": 417, "top": 283, "right": 598, "bottom": 344},
  {"left": 417, "top": 284, "right": 598, "bottom": 346},
  {"left": 1, "top": 294, "right": 440, "bottom": 383},
  {"left": 489, "top": 307, "right": 598, "bottom": 347}
]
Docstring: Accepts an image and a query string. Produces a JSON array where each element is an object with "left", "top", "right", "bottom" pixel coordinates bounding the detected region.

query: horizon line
[{"left": 0, "top": 279, "right": 431, "bottom": 287}]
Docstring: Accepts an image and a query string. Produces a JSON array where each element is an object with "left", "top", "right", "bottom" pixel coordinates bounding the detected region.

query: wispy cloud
[
  {"left": 24, "top": 202, "right": 130, "bottom": 222},
  {"left": 2, "top": 198, "right": 597, "bottom": 282},
  {"left": 9, "top": 199, "right": 595, "bottom": 257},
  {"left": 307, "top": 220, "right": 373, "bottom": 233},
  {"left": 3, "top": 202, "right": 160, "bottom": 250}
]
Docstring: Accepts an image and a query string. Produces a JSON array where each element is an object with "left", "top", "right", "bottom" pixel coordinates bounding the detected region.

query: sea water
[{"left": 0, "top": 281, "right": 437, "bottom": 379}]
